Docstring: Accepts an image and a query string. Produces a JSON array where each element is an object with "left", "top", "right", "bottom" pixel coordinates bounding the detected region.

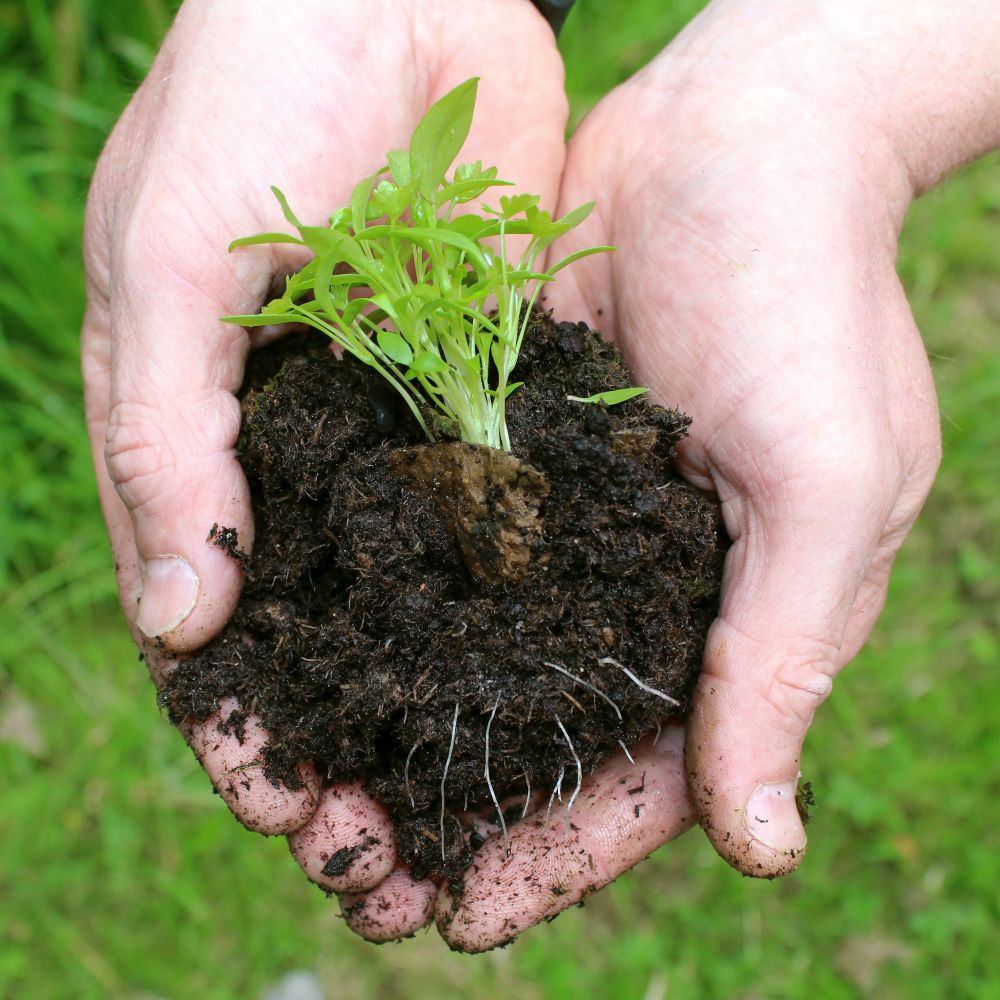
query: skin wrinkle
[{"left": 104, "top": 390, "right": 241, "bottom": 500}]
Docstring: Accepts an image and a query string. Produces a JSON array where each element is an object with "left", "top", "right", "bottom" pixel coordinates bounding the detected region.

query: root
[
  {"left": 543, "top": 661, "right": 622, "bottom": 720},
  {"left": 546, "top": 764, "right": 566, "bottom": 822},
  {"left": 484, "top": 695, "right": 510, "bottom": 857},
  {"left": 653, "top": 720, "right": 662, "bottom": 746},
  {"left": 617, "top": 739, "right": 636, "bottom": 765},
  {"left": 599, "top": 656, "right": 681, "bottom": 708},
  {"left": 440, "top": 702, "right": 460, "bottom": 863},
  {"left": 521, "top": 772, "right": 532, "bottom": 820},
  {"left": 404, "top": 742, "right": 420, "bottom": 808},
  {"left": 555, "top": 716, "right": 583, "bottom": 833}
]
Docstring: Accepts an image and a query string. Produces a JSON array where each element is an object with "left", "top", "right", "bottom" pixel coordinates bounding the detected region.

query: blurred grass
[{"left": 1, "top": 1, "right": 998, "bottom": 997}]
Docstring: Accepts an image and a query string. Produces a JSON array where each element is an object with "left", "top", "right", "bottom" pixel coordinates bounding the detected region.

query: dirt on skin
[{"left": 160, "top": 312, "right": 727, "bottom": 889}]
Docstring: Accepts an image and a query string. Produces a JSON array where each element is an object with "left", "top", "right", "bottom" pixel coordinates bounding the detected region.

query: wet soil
[{"left": 160, "top": 312, "right": 726, "bottom": 888}]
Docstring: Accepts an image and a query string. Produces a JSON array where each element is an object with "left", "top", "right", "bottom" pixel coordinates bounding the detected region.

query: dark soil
[{"left": 160, "top": 312, "right": 726, "bottom": 889}]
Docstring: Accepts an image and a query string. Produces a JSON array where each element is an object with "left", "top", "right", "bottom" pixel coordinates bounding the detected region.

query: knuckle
[
  {"left": 104, "top": 399, "right": 180, "bottom": 503},
  {"left": 104, "top": 391, "right": 240, "bottom": 505},
  {"left": 765, "top": 644, "right": 838, "bottom": 730}
]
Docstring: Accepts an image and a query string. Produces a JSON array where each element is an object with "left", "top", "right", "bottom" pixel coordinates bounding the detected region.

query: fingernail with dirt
[
  {"left": 745, "top": 780, "right": 807, "bottom": 853},
  {"left": 137, "top": 555, "right": 199, "bottom": 638}
]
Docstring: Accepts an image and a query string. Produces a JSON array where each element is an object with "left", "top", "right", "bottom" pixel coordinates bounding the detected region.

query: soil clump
[{"left": 160, "top": 313, "right": 726, "bottom": 888}]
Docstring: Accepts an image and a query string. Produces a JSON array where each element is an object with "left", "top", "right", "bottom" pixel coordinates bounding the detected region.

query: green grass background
[{"left": 1, "top": 1, "right": 998, "bottom": 997}]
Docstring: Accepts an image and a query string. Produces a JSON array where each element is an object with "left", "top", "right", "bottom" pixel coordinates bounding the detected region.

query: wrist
[{"left": 658, "top": 0, "right": 1000, "bottom": 197}]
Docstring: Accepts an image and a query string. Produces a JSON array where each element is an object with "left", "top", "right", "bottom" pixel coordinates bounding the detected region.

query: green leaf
[
  {"left": 387, "top": 149, "right": 411, "bottom": 186},
  {"left": 442, "top": 213, "right": 489, "bottom": 240},
  {"left": 499, "top": 193, "right": 539, "bottom": 218},
  {"left": 555, "top": 201, "right": 595, "bottom": 231},
  {"left": 298, "top": 226, "right": 369, "bottom": 270},
  {"left": 328, "top": 207, "right": 351, "bottom": 231},
  {"left": 503, "top": 381, "right": 523, "bottom": 399},
  {"left": 409, "top": 78, "right": 478, "bottom": 199},
  {"left": 566, "top": 387, "right": 650, "bottom": 406},
  {"left": 406, "top": 351, "right": 449, "bottom": 376},
  {"left": 351, "top": 172, "right": 376, "bottom": 234},
  {"left": 359, "top": 224, "right": 488, "bottom": 270},
  {"left": 222, "top": 310, "right": 300, "bottom": 327},
  {"left": 547, "top": 245, "right": 615, "bottom": 276},
  {"left": 271, "top": 186, "right": 305, "bottom": 229},
  {"left": 373, "top": 180, "right": 412, "bottom": 221},
  {"left": 228, "top": 232, "right": 305, "bottom": 251},
  {"left": 376, "top": 330, "right": 413, "bottom": 365}
]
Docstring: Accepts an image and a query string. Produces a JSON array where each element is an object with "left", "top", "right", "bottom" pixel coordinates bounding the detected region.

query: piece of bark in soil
[{"left": 393, "top": 442, "right": 550, "bottom": 586}]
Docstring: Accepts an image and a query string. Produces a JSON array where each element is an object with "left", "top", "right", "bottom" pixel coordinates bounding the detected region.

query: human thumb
[
  {"left": 93, "top": 236, "right": 257, "bottom": 653},
  {"left": 685, "top": 464, "right": 893, "bottom": 878}
]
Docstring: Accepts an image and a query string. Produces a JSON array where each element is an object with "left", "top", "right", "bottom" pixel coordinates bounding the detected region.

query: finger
[
  {"left": 102, "top": 221, "right": 260, "bottom": 652},
  {"left": 287, "top": 783, "right": 396, "bottom": 894},
  {"left": 184, "top": 697, "right": 320, "bottom": 836},
  {"left": 340, "top": 866, "right": 438, "bottom": 944},
  {"left": 436, "top": 725, "right": 694, "bottom": 953}
]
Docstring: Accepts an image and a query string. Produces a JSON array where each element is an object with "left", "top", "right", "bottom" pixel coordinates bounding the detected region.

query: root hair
[{"left": 600, "top": 657, "right": 681, "bottom": 707}]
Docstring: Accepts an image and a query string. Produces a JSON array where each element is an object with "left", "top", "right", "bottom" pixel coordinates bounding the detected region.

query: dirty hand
[
  {"left": 81, "top": 0, "right": 567, "bottom": 916},
  {"left": 420, "top": 0, "right": 1000, "bottom": 951}
]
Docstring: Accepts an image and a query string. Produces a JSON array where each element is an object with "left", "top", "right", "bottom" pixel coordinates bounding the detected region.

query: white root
[
  {"left": 521, "top": 772, "right": 532, "bottom": 820},
  {"left": 543, "top": 660, "right": 622, "bottom": 720},
  {"left": 546, "top": 764, "right": 566, "bottom": 822},
  {"left": 556, "top": 716, "right": 583, "bottom": 833},
  {"left": 440, "top": 702, "right": 460, "bottom": 863},
  {"left": 599, "top": 656, "right": 681, "bottom": 707},
  {"left": 484, "top": 695, "right": 510, "bottom": 857},
  {"left": 653, "top": 720, "right": 662, "bottom": 746},
  {"left": 618, "top": 739, "right": 636, "bottom": 765},
  {"left": 404, "top": 742, "right": 420, "bottom": 808}
]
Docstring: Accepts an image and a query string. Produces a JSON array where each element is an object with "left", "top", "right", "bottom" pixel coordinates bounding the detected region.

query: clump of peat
[{"left": 160, "top": 313, "right": 726, "bottom": 887}]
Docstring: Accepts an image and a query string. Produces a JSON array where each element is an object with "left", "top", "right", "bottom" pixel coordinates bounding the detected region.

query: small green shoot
[
  {"left": 566, "top": 387, "right": 649, "bottom": 406},
  {"left": 225, "top": 78, "right": 613, "bottom": 451}
]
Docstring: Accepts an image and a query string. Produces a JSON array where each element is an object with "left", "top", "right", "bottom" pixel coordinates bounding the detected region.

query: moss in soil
[{"left": 160, "top": 312, "right": 726, "bottom": 888}]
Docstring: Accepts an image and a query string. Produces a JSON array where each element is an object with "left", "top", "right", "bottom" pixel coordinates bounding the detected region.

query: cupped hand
[
  {"left": 81, "top": 0, "right": 567, "bottom": 914},
  {"left": 430, "top": 8, "right": 945, "bottom": 950}
]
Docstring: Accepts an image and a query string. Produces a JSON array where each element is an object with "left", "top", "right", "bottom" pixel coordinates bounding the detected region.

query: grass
[{"left": 1, "top": 1, "right": 998, "bottom": 997}]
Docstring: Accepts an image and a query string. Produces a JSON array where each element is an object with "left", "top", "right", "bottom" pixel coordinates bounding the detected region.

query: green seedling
[{"left": 224, "top": 78, "right": 613, "bottom": 451}]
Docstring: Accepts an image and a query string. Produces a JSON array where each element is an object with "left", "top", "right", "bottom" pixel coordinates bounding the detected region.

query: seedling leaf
[
  {"left": 410, "top": 78, "right": 478, "bottom": 199},
  {"left": 567, "top": 387, "right": 650, "bottom": 406},
  {"left": 376, "top": 330, "right": 413, "bottom": 365}
]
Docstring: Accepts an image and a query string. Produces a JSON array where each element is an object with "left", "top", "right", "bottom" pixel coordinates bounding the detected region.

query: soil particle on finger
[
  {"left": 320, "top": 835, "right": 380, "bottom": 879},
  {"left": 159, "top": 312, "right": 727, "bottom": 889}
]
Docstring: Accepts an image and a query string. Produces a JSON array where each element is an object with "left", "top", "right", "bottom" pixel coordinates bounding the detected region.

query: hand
[
  {"left": 81, "top": 0, "right": 568, "bottom": 923},
  {"left": 428, "top": 0, "right": 990, "bottom": 951}
]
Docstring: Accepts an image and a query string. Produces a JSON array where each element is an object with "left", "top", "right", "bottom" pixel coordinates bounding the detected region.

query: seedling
[{"left": 225, "top": 78, "right": 613, "bottom": 451}]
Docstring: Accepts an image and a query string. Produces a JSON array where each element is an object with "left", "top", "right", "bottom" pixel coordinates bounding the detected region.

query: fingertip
[
  {"left": 136, "top": 513, "right": 253, "bottom": 654},
  {"left": 687, "top": 628, "right": 812, "bottom": 879},
  {"left": 287, "top": 784, "right": 396, "bottom": 893},
  {"left": 340, "top": 868, "right": 437, "bottom": 944},
  {"left": 187, "top": 700, "right": 319, "bottom": 835}
]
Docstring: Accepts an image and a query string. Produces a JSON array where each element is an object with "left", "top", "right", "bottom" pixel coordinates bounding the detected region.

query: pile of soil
[{"left": 160, "top": 313, "right": 726, "bottom": 887}]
